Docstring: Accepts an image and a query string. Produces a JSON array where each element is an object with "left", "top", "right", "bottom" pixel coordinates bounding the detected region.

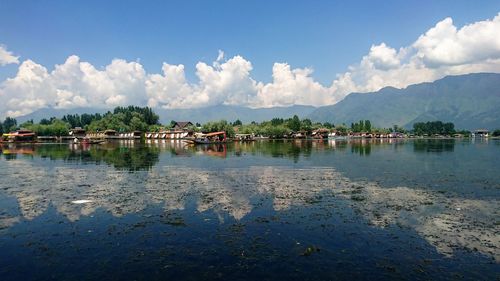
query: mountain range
[
  {"left": 308, "top": 73, "right": 500, "bottom": 129},
  {"left": 16, "top": 73, "right": 500, "bottom": 130},
  {"left": 17, "top": 105, "right": 317, "bottom": 125}
]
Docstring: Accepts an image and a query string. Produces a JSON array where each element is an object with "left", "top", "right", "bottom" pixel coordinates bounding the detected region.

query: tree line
[
  {"left": 412, "top": 121, "right": 455, "bottom": 136},
  {"left": 1, "top": 106, "right": 498, "bottom": 138},
  {"left": 0, "top": 106, "right": 160, "bottom": 136}
]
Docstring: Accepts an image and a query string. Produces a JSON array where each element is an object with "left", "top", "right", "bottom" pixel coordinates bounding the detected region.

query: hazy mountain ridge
[
  {"left": 17, "top": 105, "right": 317, "bottom": 125},
  {"left": 308, "top": 73, "right": 500, "bottom": 130}
]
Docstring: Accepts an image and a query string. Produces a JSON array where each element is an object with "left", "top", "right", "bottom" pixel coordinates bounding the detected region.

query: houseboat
[
  {"left": 234, "top": 134, "right": 255, "bottom": 142},
  {"left": 328, "top": 132, "right": 347, "bottom": 140},
  {"left": 70, "top": 127, "right": 86, "bottom": 138},
  {"left": 1, "top": 129, "right": 37, "bottom": 143},
  {"left": 311, "top": 128, "right": 329, "bottom": 139},
  {"left": 145, "top": 130, "right": 190, "bottom": 140},
  {"left": 472, "top": 129, "right": 489, "bottom": 138}
]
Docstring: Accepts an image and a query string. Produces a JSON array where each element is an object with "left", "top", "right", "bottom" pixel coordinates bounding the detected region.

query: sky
[{"left": 1, "top": 0, "right": 500, "bottom": 118}]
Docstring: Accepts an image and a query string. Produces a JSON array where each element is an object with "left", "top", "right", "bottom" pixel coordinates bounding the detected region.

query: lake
[{"left": 0, "top": 139, "right": 498, "bottom": 280}]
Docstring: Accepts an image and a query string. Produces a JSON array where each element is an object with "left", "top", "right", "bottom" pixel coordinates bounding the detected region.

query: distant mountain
[
  {"left": 155, "top": 105, "right": 317, "bottom": 124},
  {"left": 17, "top": 105, "right": 317, "bottom": 125},
  {"left": 308, "top": 73, "right": 500, "bottom": 130},
  {"left": 16, "top": 107, "right": 109, "bottom": 124}
]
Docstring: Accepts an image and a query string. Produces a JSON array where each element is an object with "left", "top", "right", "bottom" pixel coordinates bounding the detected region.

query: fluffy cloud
[
  {"left": 1, "top": 13, "right": 500, "bottom": 118},
  {"left": 328, "top": 12, "right": 500, "bottom": 95},
  {"left": 0, "top": 56, "right": 146, "bottom": 117},
  {"left": 414, "top": 14, "right": 500, "bottom": 67},
  {"left": 0, "top": 45, "right": 19, "bottom": 66},
  {"left": 255, "top": 63, "right": 334, "bottom": 107},
  {"left": 146, "top": 54, "right": 259, "bottom": 109},
  {"left": 363, "top": 43, "right": 401, "bottom": 70}
]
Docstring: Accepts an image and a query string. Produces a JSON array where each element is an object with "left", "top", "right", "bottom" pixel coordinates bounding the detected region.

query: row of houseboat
[
  {"left": 145, "top": 131, "right": 190, "bottom": 139},
  {"left": 1, "top": 120, "right": 494, "bottom": 144}
]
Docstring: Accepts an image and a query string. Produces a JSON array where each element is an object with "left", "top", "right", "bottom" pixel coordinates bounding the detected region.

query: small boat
[
  {"left": 73, "top": 137, "right": 105, "bottom": 145},
  {"left": 193, "top": 131, "right": 227, "bottom": 144}
]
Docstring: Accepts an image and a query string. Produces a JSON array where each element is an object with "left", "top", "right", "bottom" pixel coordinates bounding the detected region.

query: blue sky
[
  {"left": 1, "top": 0, "right": 498, "bottom": 83},
  {"left": 1, "top": 0, "right": 500, "bottom": 116}
]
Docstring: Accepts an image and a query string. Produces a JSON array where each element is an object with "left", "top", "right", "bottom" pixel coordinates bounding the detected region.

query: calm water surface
[{"left": 0, "top": 139, "right": 498, "bottom": 280}]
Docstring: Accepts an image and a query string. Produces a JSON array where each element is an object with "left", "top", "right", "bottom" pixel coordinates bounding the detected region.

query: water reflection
[
  {"left": 1, "top": 142, "right": 160, "bottom": 171},
  {"left": 413, "top": 139, "right": 455, "bottom": 153},
  {"left": 0, "top": 140, "right": 499, "bottom": 265},
  {"left": 351, "top": 141, "right": 372, "bottom": 156}
]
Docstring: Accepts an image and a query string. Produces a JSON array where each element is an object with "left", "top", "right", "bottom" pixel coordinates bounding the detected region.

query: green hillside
[{"left": 308, "top": 73, "right": 500, "bottom": 130}]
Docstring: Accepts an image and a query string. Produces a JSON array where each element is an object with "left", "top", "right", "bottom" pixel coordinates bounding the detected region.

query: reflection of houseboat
[
  {"left": 193, "top": 131, "right": 227, "bottom": 144},
  {"left": 0, "top": 144, "right": 35, "bottom": 155},
  {"left": 72, "top": 137, "right": 105, "bottom": 145},
  {"left": 196, "top": 144, "right": 227, "bottom": 158},
  {"left": 1, "top": 129, "right": 37, "bottom": 143}
]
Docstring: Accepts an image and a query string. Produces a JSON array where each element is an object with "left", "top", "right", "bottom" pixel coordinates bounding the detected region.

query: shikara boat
[{"left": 193, "top": 131, "right": 227, "bottom": 144}]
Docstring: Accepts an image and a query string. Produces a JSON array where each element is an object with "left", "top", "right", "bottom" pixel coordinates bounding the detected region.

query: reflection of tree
[
  {"left": 233, "top": 140, "right": 315, "bottom": 162},
  {"left": 90, "top": 146, "right": 160, "bottom": 171},
  {"left": 31, "top": 143, "right": 160, "bottom": 171},
  {"left": 413, "top": 139, "right": 455, "bottom": 153},
  {"left": 350, "top": 141, "right": 371, "bottom": 156}
]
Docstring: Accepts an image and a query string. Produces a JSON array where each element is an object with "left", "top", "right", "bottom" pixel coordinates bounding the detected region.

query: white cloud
[
  {"left": 364, "top": 43, "right": 401, "bottom": 70},
  {"left": 0, "top": 45, "right": 19, "bottom": 66},
  {"left": 323, "top": 12, "right": 500, "bottom": 96},
  {"left": 255, "top": 63, "right": 334, "bottom": 107},
  {"left": 0, "top": 56, "right": 147, "bottom": 117},
  {"left": 414, "top": 14, "right": 500, "bottom": 67},
  {"left": 146, "top": 55, "right": 258, "bottom": 109},
  {"left": 1, "top": 12, "right": 500, "bottom": 118}
]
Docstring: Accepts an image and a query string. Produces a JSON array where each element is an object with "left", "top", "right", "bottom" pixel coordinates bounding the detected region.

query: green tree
[
  {"left": 201, "top": 120, "right": 235, "bottom": 137},
  {"left": 412, "top": 121, "right": 455, "bottom": 136},
  {"left": 287, "top": 115, "right": 301, "bottom": 132},
  {"left": 270, "top": 118, "right": 284, "bottom": 126},
  {"left": 2, "top": 117, "right": 17, "bottom": 132},
  {"left": 169, "top": 120, "right": 177, "bottom": 128},
  {"left": 130, "top": 116, "right": 148, "bottom": 132},
  {"left": 323, "top": 122, "right": 334, "bottom": 129},
  {"left": 335, "top": 124, "right": 348, "bottom": 135},
  {"left": 233, "top": 119, "right": 242, "bottom": 126},
  {"left": 364, "top": 120, "right": 371, "bottom": 132}
]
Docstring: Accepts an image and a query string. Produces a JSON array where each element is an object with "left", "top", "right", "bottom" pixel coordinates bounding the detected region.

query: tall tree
[
  {"left": 364, "top": 120, "right": 371, "bottom": 132},
  {"left": 288, "top": 115, "right": 301, "bottom": 132},
  {"left": 2, "top": 117, "right": 17, "bottom": 132}
]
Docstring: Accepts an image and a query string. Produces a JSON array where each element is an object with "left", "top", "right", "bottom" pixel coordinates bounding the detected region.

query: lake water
[{"left": 0, "top": 139, "right": 498, "bottom": 280}]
